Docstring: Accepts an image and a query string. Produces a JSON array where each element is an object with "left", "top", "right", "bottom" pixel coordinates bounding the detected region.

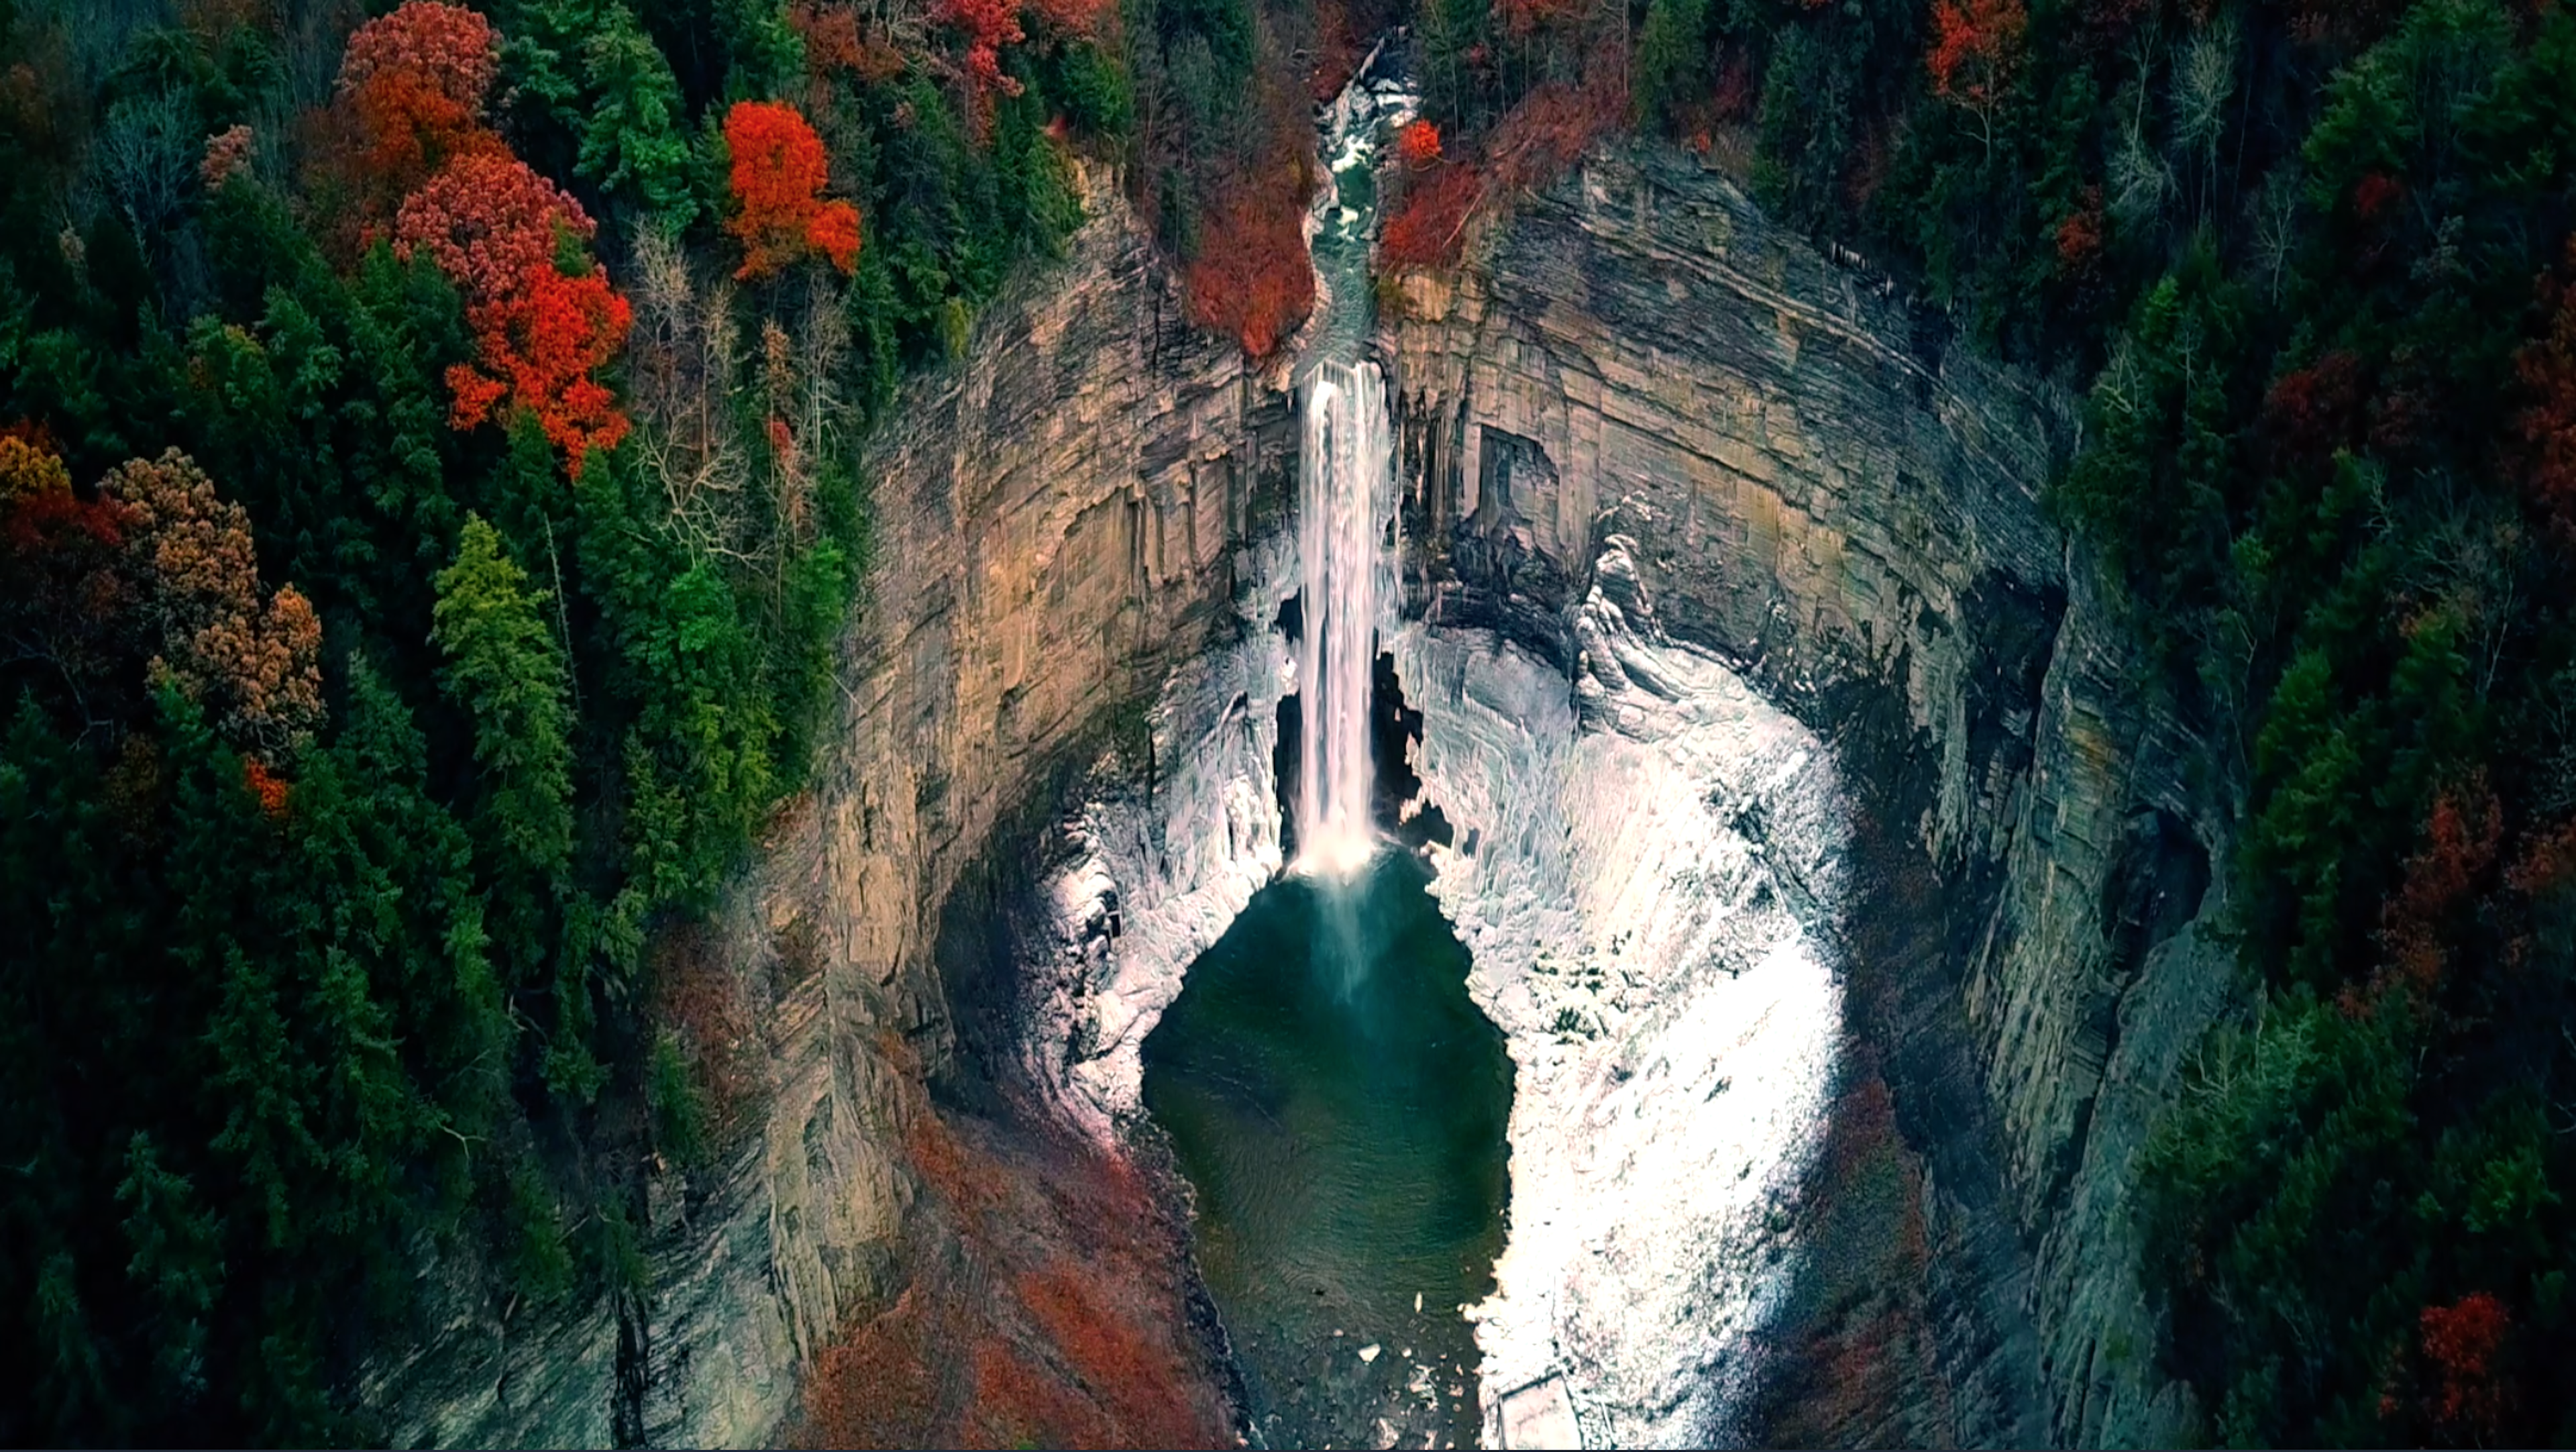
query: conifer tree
[{"left": 434, "top": 516, "right": 576, "bottom": 892}]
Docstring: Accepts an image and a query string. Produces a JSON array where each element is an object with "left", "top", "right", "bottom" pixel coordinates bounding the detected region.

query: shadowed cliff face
[{"left": 1383, "top": 144, "right": 2234, "bottom": 1448}]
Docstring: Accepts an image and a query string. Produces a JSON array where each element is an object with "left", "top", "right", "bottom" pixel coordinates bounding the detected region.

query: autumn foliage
[
  {"left": 2055, "top": 185, "right": 2104, "bottom": 271},
  {"left": 2517, "top": 236, "right": 2576, "bottom": 538},
  {"left": 396, "top": 152, "right": 594, "bottom": 304},
  {"left": 722, "top": 102, "right": 863, "bottom": 280},
  {"left": 243, "top": 757, "right": 291, "bottom": 817},
  {"left": 105, "top": 450, "right": 325, "bottom": 756},
  {"left": 2366, "top": 776, "right": 2502, "bottom": 1008},
  {"left": 1398, "top": 118, "right": 1442, "bottom": 167},
  {"left": 1182, "top": 178, "right": 1315, "bottom": 358},
  {"left": 447, "top": 263, "right": 635, "bottom": 469},
  {"left": 2263, "top": 350, "right": 2370, "bottom": 468},
  {"left": 337, "top": 0, "right": 499, "bottom": 110},
  {"left": 0, "top": 436, "right": 135, "bottom": 697},
  {"left": 396, "top": 152, "right": 632, "bottom": 474},
  {"left": 1926, "top": 0, "right": 2028, "bottom": 120},
  {"left": 0, "top": 433, "right": 72, "bottom": 503},
  {"left": 1380, "top": 162, "right": 1484, "bottom": 269},
  {"left": 333, "top": 0, "right": 500, "bottom": 197},
  {"left": 200, "top": 123, "right": 253, "bottom": 188},
  {"left": 936, "top": 0, "right": 1026, "bottom": 121},
  {"left": 798, "top": 1098, "right": 1234, "bottom": 1451},
  {"left": 2419, "top": 1292, "right": 2512, "bottom": 1436}
]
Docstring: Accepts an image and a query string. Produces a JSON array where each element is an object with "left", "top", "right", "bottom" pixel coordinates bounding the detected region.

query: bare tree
[
  {"left": 627, "top": 227, "right": 757, "bottom": 564},
  {"left": 2171, "top": 11, "right": 2238, "bottom": 220},
  {"left": 2247, "top": 166, "right": 2302, "bottom": 305},
  {"left": 99, "top": 90, "right": 195, "bottom": 238}
]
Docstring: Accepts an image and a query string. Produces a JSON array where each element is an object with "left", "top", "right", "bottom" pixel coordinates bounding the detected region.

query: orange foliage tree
[
  {"left": 2517, "top": 234, "right": 2576, "bottom": 539},
  {"left": 2419, "top": 1292, "right": 2512, "bottom": 1437},
  {"left": 1397, "top": 119, "right": 1442, "bottom": 167},
  {"left": 722, "top": 101, "right": 863, "bottom": 280},
  {"left": 445, "top": 263, "right": 635, "bottom": 470},
  {"left": 333, "top": 0, "right": 501, "bottom": 197},
  {"left": 200, "top": 123, "right": 254, "bottom": 189},
  {"left": 1182, "top": 180, "right": 1315, "bottom": 358},
  {"left": 934, "top": 0, "right": 1026, "bottom": 123},
  {"left": 2369, "top": 774, "right": 2500, "bottom": 1006},
  {"left": 0, "top": 435, "right": 136, "bottom": 699},
  {"left": 396, "top": 152, "right": 632, "bottom": 476},
  {"left": 395, "top": 150, "right": 594, "bottom": 301},
  {"left": 1925, "top": 0, "right": 2027, "bottom": 148},
  {"left": 337, "top": 0, "right": 500, "bottom": 106},
  {"left": 1381, "top": 162, "right": 1484, "bottom": 269},
  {"left": 104, "top": 449, "right": 325, "bottom": 756}
]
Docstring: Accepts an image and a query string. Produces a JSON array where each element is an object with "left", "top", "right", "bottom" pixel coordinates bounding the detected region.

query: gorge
[
  {"left": 12, "top": 0, "right": 2575, "bottom": 1443},
  {"left": 366, "top": 58, "right": 2226, "bottom": 1452}
]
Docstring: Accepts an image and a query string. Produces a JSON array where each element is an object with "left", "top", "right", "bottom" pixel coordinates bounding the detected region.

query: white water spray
[{"left": 1293, "top": 358, "right": 1395, "bottom": 877}]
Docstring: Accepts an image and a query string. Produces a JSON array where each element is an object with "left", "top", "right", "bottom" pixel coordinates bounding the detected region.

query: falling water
[
  {"left": 1141, "top": 48, "right": 1507, "bottom": 1452},
  {"left": 1294, "top": 359, "right": 1394, "bottom": 877}
]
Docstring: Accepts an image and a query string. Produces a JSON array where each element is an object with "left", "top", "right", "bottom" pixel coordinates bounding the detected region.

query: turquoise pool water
[{"left": 1142, "top": 851, "right": 1512, "bottom": 1449}]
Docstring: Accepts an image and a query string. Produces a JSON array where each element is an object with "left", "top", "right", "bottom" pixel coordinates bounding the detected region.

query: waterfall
[{"left": 1294, "top": 358, "right": 1393, "bottom": 876}]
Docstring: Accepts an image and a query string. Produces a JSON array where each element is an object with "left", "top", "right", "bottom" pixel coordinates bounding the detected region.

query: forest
[
  {"left": 0, "top": 0, "right": 1307, "bottom": 1435},
  {"left": 1370, "top": 0, "right": 2576, "bottom": 1440},
  {"left": 7, "top": 0, "right": 2576, "bottom": 1439}
]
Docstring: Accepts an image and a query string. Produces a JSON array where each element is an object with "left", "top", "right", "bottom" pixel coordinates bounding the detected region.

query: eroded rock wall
[
  {"left": 367, "top": 164, "right": 1289, "bottom": 1449},
  {"left": 1382, "top": 144, "right": 2233, "bottom": 1448}
]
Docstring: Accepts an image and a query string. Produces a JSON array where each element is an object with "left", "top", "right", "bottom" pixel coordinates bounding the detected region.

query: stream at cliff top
[{"left": 1140, "top": 850, "right": 1509, "bottom": 1451}]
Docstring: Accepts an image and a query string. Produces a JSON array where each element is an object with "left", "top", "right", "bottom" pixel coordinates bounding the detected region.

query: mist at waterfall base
[{"left": 1142, "top": 850, "right": 1508, "bottom": 1451}]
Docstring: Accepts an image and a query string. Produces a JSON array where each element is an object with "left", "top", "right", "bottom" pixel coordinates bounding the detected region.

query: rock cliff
[
  {"left": 1380, "top": 144, "right": 2236, "bottom": 1447},
  {"left": 363, "top": 164, "right": 1287, "bottom": 1449},
  {"left": 368, "top": 132, "right": 2249, "bottom": 1450}
]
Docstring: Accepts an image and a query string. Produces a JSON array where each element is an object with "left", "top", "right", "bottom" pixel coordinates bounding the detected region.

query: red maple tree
[
  {"left": 2055, "top": 185, "right": 2104, "bottom": 272},
  {"left": 398, "top": 152, "right": 631, "bottom": 476},
  {"left": 2420, "top": 1292, "right": 2512, "bottom": 1436},
  {"left": 2355, "top": 170, "right": 2404, "bottom": 223},
  {"left": 2516, "top": 235, "right": 2576, "bottom": 538},
  {"left": 2263, "top": 350, "right": 2369, "bottom": 468},
  {"left": 446, "top": 262, "right": 634, "bottom": 475},
  {"left": 1926, "top": 0, "right": 2027, "bottom": 147},
  {"left": 2373, "top": 776, "right": 2501, "bottom": 1004},
  {"left": 395, "top": 151, "right": 596, "bottom": 306},
  {"left": 723, "top": 101, "right": 863, "bottom": 280},
  {"left": 933, "top": 0, "right": 1026, "bottom": 127},
  {"left": 337, "top": 0, "right": 499, "bottom": 109},
  {"left": 1381, "top": 163, "right": 1483, "bottom": 269},
  {"left": 1182, "top": 180, "right": 1314, "bottom": 358},
  {"left": 243, "top": 757, "right": 292, "bottom": 817},
  {"left": 1397, "top": 119, "right": 1442, "bottom": 168},
  {"left": 335, "top": 0, "right": 500, "bottom": 192},
  {"left": 200, "top": 123, "right": 254, "bottom": 189}
]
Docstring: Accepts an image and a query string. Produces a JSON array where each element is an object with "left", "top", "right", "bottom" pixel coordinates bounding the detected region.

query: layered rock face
[
  {"left": 365, "top": 165, "right": 1289, "bottom": 1449},
  {"left": 1382, "top": 144, "right": 2234, "bottom": 1447}
]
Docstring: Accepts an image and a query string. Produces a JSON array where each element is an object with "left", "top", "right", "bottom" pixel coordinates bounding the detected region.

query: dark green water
[{"left": 1142, "top": 851, "right": 1512, "bottom": 1449}]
